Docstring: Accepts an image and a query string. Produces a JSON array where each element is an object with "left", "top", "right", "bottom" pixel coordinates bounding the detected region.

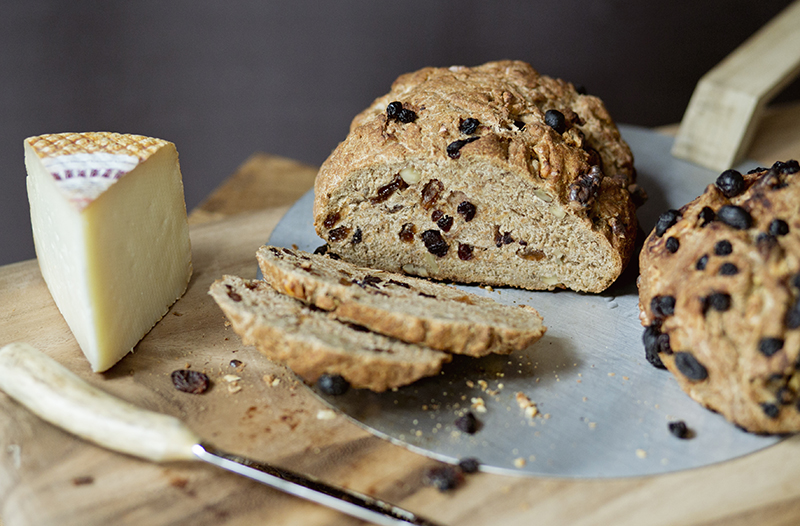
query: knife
[{"left": 0, "top": 342, "right": 440, "bottom": 526}]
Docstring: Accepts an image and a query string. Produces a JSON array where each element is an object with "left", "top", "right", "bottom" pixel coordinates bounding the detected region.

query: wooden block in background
[{"left": 672, "top": 0, "right": 800, "bottom": 171}]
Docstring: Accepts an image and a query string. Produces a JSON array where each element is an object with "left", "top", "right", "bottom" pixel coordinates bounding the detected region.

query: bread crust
[
  {"left": 313, "top": 61, "right": 637, "bottom": 293},
  {"left": 638, "top": 162, "right": 800, "bottom": 433}
]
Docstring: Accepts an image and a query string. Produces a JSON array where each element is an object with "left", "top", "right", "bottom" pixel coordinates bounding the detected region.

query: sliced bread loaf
[
  {"left": 313, "top": 60, "right": 638, "bottom": 293},
  {"left": 209, "top": 275, "right": 450, "bottom": 392},
  {"left": 257, "top": 245, "right": 546, "bottom": 357}
]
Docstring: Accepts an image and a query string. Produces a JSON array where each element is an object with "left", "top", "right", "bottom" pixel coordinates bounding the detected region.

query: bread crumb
[
  {"left": 515, "top": 392, "right": 539, "bottom": 418},
  {"left": 514, "top": 457, "right": 526, "bottom": 468},
  {"left": 262, "top": 374, "right": 281, "bottom": 387},
  {"left": 636, "top": 449, "right": 647, "bottom": 459},
  {"left": 471, "top": 397, "right": 487, "bottom": 413},
  {"left": 316, "top": 409, "right": 337, "bottom": 420}
]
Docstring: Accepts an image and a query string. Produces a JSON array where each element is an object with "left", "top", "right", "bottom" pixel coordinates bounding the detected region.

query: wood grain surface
[{"left": 2, "top": 123, "right": 800, "bottom": 525}]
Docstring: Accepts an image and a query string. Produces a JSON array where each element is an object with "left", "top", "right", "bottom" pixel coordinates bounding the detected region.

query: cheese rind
[{"left": 26, "top": 132, "right": 193, "bottom": 372}]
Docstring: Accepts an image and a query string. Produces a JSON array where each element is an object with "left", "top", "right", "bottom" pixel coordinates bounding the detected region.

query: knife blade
[{"left": 0, "top": 342, "right": 440, "bottom": 526}]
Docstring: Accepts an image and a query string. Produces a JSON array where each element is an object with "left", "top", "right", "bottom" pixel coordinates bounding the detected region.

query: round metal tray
[{"left": 266, "top": 125, "right": 780, "bottom": 478}]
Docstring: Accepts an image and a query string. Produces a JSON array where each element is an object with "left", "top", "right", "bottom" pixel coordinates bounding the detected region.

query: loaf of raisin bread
[
  {"left": 257, "top": 245, "right": 546, "bottom": 357},
  {"left": 313, "top": 60, "right": 638, "bottom": 293},
  {"left": 209, "top": 275, "right": 450, "bottom": 392},
  {"left": 638, "top": 161, "right": 800, "bottom": 433}
]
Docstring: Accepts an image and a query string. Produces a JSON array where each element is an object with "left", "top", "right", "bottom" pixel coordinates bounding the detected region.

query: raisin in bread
[
  {"left": 314, "top": 60, "right": 638, "bottom": 293},
  {"left": 638, "top": 161, "right": 800, "bottom": 433},
  {"left": 209, "top": 275, "right": 450, "bottom": 392},
  {"left": 257, "top": 245, "right": 546, "bottom": 357}
]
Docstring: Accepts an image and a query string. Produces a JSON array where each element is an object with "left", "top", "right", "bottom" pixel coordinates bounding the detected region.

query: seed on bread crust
[
  {"left": 703, "top": 292, "right": 731, "bottom": 313},
  {"left": 719, "top": 262, "right": 739, "bottom": 276},
  {"left": 674, "top": 352, "right": 708, "bottom": 381},
  {"left": 459, "top": 117, "right": 480, "bottom": 135},
  {"left": 544, "top": 109, "right": 567, "bottom": 134},
  {"left": 762, "top": 403, "right": 780, "bottom": 419},
  {"left": 643, "top": 325, "right": 668, "bottom": 369},
  {"left": 714, "top": 240, "right": 733, "bottom": 256},
  {"left": 696, "top": 254, "right": 709, "bottom": 270},
  {"left": 698, "top": 206, "right": 715, "bottom": 227},
  {"left": 758, "top": 338, "right": 784, "bottom": 357},
  {"left": 650, "top": 295, "right": 676, "bottom": 318},
  {"left": 769, "top": 219, "right": 789, "bottom": 236},
  {"left": 715, "top": 169, "right": 745, "bottom": 198},
  {"left": 665, "top": 237, "right": 680, "bottom": 253},
  {"left": 655, "top": 210, "right": 681, "bottom": 237},
  {"left": 717, "top": 205, "right": 752, "bottom": 230}
]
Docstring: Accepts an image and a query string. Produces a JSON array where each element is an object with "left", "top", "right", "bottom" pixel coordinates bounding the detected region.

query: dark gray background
[{"left": 2, "top": 1, "right": 798, "bottom": 267}]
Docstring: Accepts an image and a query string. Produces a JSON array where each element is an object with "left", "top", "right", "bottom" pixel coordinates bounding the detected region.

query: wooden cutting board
[{"left": 2, "top": 107, "right": 800, "bottom": 525}]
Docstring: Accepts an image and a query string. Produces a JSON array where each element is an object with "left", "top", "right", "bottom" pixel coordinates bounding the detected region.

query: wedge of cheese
[{"left": 25, "top": 132, "right": 193, "bottom": 372}]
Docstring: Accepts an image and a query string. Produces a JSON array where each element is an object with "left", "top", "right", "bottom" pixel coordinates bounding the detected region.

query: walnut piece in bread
[
  {"left": 638, "top": 161, "right": 800, "bottom": 433},
  {"left": 209, "top": 275, "right": 450, "bottom": 392},
  {"left": 314, "top": 60, "right": 638, "bottom": 293},
  {"left": 257, "top": 245, "right": 545, "bottom": 357}
]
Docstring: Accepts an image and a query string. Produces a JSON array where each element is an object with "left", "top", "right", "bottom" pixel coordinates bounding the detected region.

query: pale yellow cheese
[{"left": 25, "top": 132, "right": 192, "bottom": 372}]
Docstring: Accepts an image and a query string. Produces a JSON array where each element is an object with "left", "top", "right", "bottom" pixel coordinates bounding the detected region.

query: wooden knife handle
[{"left": 0, "top": 342, "right": 200, "bottom": 463}]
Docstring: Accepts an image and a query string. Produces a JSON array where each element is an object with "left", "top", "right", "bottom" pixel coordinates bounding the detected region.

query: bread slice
[
  {"left": 313, "top": 60, "right": 638, "bottom": 293},
  {"left": 638, "top": 162, "right": 800, "bottom": 433},
  {"left": 209, "top": 275, "right": 450, "bottom": 392},
  {"left": 257, "top": 245, "right": 546, "bottom": 357}
]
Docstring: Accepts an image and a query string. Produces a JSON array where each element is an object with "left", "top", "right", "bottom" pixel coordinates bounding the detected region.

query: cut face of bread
[
  {"left": 257, "top": 245, "right": 546, "bottom": 357},
  {"left": 313, "top": 61, "right": 638, "bottom": 293},
  {"left": 209, "top": 275, "right": 450, "bottom": 392},
  {"left": 638, "top": 162, "right": 800, "bottom": 433}
]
